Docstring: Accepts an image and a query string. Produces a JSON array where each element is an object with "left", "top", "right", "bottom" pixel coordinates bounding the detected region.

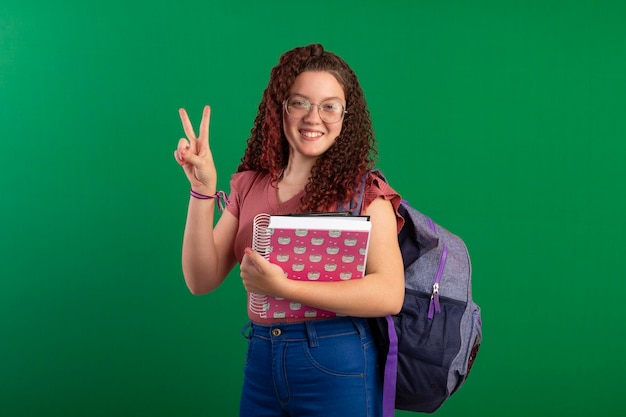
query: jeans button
[{"left": 272, "top": 328, "right": 282, "bottom": 337}]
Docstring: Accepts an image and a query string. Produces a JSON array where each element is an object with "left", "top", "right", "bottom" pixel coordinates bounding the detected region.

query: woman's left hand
[{"left": 240, "top": 248, "right": 290, "bottom": 297}]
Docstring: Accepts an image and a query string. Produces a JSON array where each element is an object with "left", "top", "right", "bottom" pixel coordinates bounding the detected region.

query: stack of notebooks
[{"left": 250, "top": 212, "right": 371, "bottom": 320}]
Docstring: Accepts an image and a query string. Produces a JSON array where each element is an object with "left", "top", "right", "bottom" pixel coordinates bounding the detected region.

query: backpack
[{"left": 354, "top": 171, "right": 482, "bottom": 415}]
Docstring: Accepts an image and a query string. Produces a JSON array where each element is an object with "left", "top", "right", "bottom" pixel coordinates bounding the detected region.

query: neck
[
  {"left": 280, "top": 153, "right": 316, "bottom": 185},
  {"left": 279, "top": 165, "right": 310, "bottom": 186}
]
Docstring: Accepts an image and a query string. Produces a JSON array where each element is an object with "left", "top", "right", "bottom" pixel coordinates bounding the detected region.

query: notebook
[{"left": 249, "top": 213, "right": 372, "bottom": 320}]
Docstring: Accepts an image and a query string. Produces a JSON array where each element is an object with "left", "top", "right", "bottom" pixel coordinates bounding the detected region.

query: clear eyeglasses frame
[{"left": 283, "top": 95, "right": 347, "bottom": 124}]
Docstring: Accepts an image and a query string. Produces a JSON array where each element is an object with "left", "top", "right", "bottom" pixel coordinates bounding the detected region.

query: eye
[
  {"left": 321, "top": 101, "right": 343, "bottom": 113},
  {"left": 288, "top": 97, "right": 309, "bottom": 110}
]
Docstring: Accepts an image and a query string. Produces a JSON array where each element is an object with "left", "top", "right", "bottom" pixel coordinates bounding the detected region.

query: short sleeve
[
  {"left": 225, "top": 173, "right": 243, "bottom": 219},
  {"left": 362, "top": 171, "right": 405, "bottom": 233},
  {"left": 225, "top": 170, "right": 263, "bottom": 219}
]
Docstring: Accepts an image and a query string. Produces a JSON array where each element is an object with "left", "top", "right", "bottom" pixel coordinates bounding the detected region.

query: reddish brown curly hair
[{"left": 237, "top": 43, "right": 378, "bottom": 213}]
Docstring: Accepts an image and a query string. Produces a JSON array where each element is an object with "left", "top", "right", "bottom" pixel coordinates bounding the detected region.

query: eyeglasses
[{"left": 283, "top": 95, "right": 347, "bottom": 124}]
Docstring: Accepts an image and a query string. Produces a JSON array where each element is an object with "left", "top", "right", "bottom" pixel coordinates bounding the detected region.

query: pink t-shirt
[{"left": 226, "top": 170, "right": 404, "bottom": 323}]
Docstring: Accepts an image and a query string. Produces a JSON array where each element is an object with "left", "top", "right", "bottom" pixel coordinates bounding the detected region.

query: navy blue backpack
[{"left": 354, "top": 172, "right": 482, "bottom": 415}]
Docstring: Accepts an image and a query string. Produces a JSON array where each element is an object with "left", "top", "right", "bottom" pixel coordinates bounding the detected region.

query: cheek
[
  {"left": 282, "top": 118, "right": 294, "bottom": 140},
  {"left": 331, "top": 123, "right": 343, "bottom": 139},
  {"left": 283, "top": 116, "right": 298, "bottom": 133}
]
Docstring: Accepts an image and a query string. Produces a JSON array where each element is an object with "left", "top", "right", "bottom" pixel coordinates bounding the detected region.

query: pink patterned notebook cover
[{"left": 250, "top": 213, "right": 371, "bottom": 320}]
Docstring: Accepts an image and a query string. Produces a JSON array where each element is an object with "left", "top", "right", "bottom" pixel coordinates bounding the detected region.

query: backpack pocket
[{"left": 392, "top": 290, "right": 467, "bottom": 412}]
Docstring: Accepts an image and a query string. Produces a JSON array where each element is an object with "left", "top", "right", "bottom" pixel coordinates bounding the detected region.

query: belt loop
[
  {"left": 304, "top": 321, "right": 319, "bottom": 348},
  {"left": 351, "top": 318, "right": 367, "bottom": 340},
  {"left": 241, "top": 321, "right": 253, "bottom": 340}
]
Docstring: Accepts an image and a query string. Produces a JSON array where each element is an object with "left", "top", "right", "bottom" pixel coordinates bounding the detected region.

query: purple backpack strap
[
  {"left": 382, "top": 315, "right": 398, "bottom": 417},
  {"left": 351, "top": 170, "right": 399, "bottom": 416}
]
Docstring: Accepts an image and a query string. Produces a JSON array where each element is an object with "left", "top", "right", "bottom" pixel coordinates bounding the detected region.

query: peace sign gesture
[{"left": 174, "top": 105, "right": 217, "bottom": 193}]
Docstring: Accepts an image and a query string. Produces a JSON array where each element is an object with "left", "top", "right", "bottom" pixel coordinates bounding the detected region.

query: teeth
[{"left": 301, "top": 131, "right": 322, "bottom": 138}]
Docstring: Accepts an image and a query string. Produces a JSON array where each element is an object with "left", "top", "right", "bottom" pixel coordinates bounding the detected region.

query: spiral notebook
[{"left": 250, "top": 213, "right": 371, "bottom": 320}]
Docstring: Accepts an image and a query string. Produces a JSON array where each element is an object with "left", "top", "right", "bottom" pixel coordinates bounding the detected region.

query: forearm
[
  {"left": 281, "top": 273, "right": 404, "bottom": 317},
  {"left": 181, "top": 197, "right": 222, "bottom": 294}
]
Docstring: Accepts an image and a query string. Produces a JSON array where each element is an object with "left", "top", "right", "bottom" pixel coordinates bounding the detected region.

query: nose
[{"left": 303, "top": 103, "right": 323, "bottom": 123}]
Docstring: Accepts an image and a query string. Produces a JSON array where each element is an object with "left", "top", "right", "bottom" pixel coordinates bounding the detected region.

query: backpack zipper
[
  {"left": 428, "top": 242, "right": 447, "bottom": 319},
  {"left": 426, "top": 217, "right": 446, "bottom": 319}
]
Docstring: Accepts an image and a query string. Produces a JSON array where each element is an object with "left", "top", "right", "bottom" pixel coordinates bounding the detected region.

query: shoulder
[
  {"left": 227, "top": 170, "right": 270, "bottom": 217},
  {"left": 367, "top": 170, "right": 398, "bottom": 195},
  {"left": 363, "top": 170, "right": 405, "bottom": 233},
  {"left": 230, "top": 170, "right": 270, "bottom": 193},
  {"left": 230, "top": 170, "right": 267, "bottom": 185},
  {"left": 363, "top": 170, "right": 401, "bottom": 204}
]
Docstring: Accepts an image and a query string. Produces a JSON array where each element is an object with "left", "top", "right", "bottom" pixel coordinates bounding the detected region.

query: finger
[
  {"left": 177, "top": 137, "right": 191, "bottom": 152},
  {"left": 179, "top": 108, "right": 198, "bottom": 151},
  {"left": 174, "top": 137, "right": 192, "bottom": 162},
  {"left": 199, "top": 105, "right": 211, "bottom": 143},
  {"left": 174, "top": 138, "right": 189, "bottom": 164},
  {"left": 173, "top": 150, "right": 185, "bottom": 165}
]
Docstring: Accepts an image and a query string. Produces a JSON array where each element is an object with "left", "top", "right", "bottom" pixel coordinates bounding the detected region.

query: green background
[{"left": 2, "top": 0, "right": 625, "bottom": 416}]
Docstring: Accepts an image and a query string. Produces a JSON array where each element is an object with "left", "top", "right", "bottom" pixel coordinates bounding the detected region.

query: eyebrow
[{"left": 289, "top": 93, "right": 345, "bottom": 103}]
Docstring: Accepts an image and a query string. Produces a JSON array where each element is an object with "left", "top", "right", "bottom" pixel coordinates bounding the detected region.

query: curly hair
[{"left": 237, "top": 43, "right": 378, "bottom": 213}]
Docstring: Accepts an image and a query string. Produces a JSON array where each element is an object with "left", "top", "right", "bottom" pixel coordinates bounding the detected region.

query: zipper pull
[{"left": 427, "top": 283, "right": 441, "bottom": 319}]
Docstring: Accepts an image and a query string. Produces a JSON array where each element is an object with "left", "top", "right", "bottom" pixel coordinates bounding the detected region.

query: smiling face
[{"left": 282, "top": 71, "right": 345, "bottom": 160}]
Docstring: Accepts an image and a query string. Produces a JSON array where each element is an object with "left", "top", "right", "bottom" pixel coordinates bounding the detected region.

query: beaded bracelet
[{"left": 190, "top": 189, "right": 230, "bottom": 212}]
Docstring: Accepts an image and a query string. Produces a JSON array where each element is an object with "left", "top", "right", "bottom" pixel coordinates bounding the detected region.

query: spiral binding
[
  {"left": 249, "top": 213, "right": 272, "bottom": 318},
  {"left": 252, "top": 213, "right": 272, "bottom": 259}
]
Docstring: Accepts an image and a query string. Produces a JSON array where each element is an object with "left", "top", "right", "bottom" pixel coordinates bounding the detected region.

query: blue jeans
[{"left": 239, "top": 317, "right": 382, "bottom": 417}]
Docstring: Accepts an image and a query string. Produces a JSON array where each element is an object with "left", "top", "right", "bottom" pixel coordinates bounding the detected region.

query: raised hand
[{"left": 174, "top": 105, "right": 217, "bottom": 193}]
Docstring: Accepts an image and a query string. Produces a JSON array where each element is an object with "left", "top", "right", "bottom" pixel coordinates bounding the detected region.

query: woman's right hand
[{"left": 174, "top": 105, "right": 217, "bottom": 193}]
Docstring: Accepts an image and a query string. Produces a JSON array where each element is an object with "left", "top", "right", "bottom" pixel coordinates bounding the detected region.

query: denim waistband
[{"left": 242, "top": 317, "right": 371, "bottom": 347}]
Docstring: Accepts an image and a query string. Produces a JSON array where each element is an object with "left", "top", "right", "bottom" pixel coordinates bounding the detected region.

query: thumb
[
  {"left": 180, "top": 147, "right": 204, "bottom": 167},
  {"left": 244, "top": 248, "right": 264, "bottom": 273}
]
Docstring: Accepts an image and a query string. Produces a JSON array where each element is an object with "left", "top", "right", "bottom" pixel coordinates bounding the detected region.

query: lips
[{"left": 299, "top": 129, "right": 324, "bottom": 139}]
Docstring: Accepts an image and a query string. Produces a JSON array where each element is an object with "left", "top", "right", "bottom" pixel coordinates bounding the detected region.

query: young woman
[{"left": 174, "top": 43, "right": 404, "bottom": 417}]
